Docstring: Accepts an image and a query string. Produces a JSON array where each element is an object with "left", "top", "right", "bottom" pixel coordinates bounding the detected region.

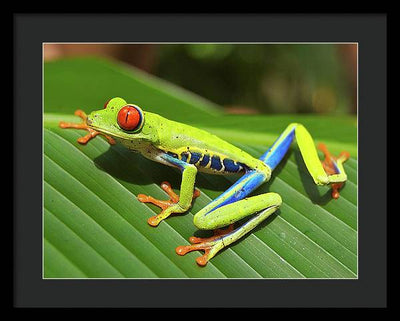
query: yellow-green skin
[{"left": 86, "top": 97, "right": 348, "bottom": 264}]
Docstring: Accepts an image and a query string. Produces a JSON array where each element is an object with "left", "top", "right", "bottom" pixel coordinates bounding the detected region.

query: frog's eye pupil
[{"left": 117, "top": 105, "right": 143, "bottom": 131}]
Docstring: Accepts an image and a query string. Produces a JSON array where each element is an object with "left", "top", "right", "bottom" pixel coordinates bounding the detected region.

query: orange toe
[
  {"left": 59, "top": 110, "right": 115, "bottom": 145},
  {"left": 318, "top": 143, "right": 349, "bottom": 199},
  {"left": 175, "top": 243, "right": 212, "bottom": 266}
]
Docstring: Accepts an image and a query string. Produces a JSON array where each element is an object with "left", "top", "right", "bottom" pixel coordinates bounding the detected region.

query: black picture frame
[{"left": 13, "top": 13, "right": 387, "bottom": 308}]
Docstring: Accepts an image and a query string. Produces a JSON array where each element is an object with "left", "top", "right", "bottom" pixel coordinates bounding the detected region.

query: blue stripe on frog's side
[{"left": 165, "top": 150, "right": 248, "bottom": 174}]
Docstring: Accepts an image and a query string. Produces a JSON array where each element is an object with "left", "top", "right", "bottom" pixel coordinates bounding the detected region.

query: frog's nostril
[{"left": 86, "top": 117, "right": 92, "bottom": 126}]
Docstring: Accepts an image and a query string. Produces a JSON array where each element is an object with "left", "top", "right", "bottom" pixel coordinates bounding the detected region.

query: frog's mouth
[
  {"left": 86, "top": 121, "right": 140, "bottom": 144},
  {"left": 85, "top": 117, "right": 93, "bottom": 126},
  {"left": 86, "top": 118, "right": 118, "bottom": 139},
  {"left": 88, "top": 125, "right": 117, "bottom": 138},
  {"left": 86, "top": 114, "right": 149, "bottom": 146}
]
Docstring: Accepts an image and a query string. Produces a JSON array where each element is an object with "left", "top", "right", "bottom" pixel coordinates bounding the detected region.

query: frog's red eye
[{"left": 117, "top": 105, "right": 144, "bottom": 131}]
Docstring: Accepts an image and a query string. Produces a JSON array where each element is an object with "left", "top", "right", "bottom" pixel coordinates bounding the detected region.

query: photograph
[{"left": 43, "top": 42, "right": 358, "bottom": 279}]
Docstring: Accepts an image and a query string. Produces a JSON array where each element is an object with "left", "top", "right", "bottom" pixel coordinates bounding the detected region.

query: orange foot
[
  {"left": 59, "top": 109, "right": 116, "bottom": 145},
  {"left": 317, "top": 143, "right": 350, "bottom": 199},
  {"left": 137, "top": 181, "right": 200, "bottom": 227},
  {"left": 176, "top": 224, "right": 234, "bottom": 266}
]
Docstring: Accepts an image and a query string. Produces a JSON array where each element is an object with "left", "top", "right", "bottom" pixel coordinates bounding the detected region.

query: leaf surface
[{"left": 43, "top": 57, "right": 357, "bottom": 278}]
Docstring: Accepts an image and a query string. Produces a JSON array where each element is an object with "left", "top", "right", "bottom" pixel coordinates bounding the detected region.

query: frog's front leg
[
  {"left": 59, "top": 109, "right": 116, "bottom": 145},
  {"left": 137, "top": 153, "right": 200, "bottom": 227}
]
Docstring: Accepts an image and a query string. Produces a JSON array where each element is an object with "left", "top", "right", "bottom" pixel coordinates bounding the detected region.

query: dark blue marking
[
  {"left": 180, "top": 152, "right": 189, "bottom": 162},
  {"left": 260, "top": 128, "right": 295, "bottom": 170},
  {"left": 189, "top": 152, "right": 202, "bottom": 164},
  {"left": 210, "top": 155, "right": 223, "bottom": 171},
  {"left": 223, "top": 158, "right": 241, "bottom": 172},
  {"left": 199, "top": 154, "right": 210, "bottom": 167}
]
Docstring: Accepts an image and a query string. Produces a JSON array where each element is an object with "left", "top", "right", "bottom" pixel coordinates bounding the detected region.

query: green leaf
[{"left": 44, "top": 57, "right": 357, "bottom": 278}]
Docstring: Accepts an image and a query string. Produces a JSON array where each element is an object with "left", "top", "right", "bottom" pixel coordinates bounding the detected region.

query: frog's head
[{"left": 86, "top": 97, "right": 158, "bottom": 148}]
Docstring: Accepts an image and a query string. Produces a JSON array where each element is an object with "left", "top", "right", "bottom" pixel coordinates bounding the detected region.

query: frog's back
[{"left": 148, "top": 112, "right": 268, "bottom": 175}]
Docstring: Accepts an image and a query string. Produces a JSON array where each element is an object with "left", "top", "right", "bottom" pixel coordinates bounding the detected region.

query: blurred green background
[{"left": 44, "top": 43, "right": 357, "bottom": 115}]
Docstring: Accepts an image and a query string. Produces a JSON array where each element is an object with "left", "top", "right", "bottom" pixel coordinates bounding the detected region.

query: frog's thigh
[{"left": 193, "top": 192, "right": 282, "bottom": 230}]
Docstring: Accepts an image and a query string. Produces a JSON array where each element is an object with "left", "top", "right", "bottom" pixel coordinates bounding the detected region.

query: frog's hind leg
[
  {"left": 317, "top": 143, "right": 350, "bottom": 199},
  {"left": 188, "top": 224, "right": 234, "bottom": 245},
  {"left": 176, "top": 192, "right": 282, "bottom": 266},
  {"left": 176, "top": 170, "right": 274, "bottom": 266},
  {"left": 260, "top": 123, "right": 350, "bottom": 199}
]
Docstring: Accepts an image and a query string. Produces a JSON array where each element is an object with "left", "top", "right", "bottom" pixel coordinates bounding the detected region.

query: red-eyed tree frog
[{"left": 60, "top": 97, "right": 349, "bottom": 266}]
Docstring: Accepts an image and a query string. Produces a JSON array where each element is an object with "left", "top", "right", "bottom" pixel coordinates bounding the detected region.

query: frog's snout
[{"left": 86, "top": 116, "right": 93, "bottom": 126}]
